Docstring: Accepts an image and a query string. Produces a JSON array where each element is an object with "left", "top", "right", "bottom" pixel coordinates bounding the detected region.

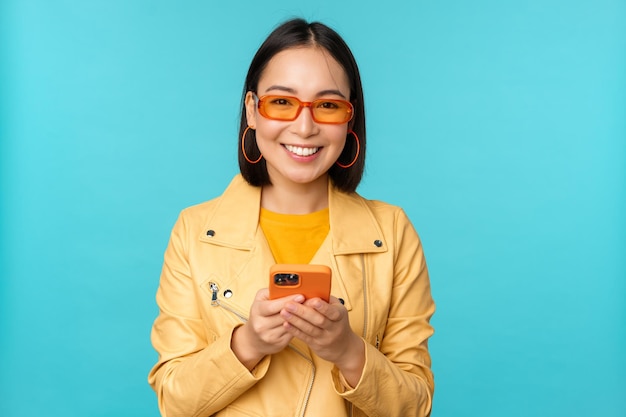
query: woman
[{"left": 149, "top": 18, "right": 435, "bottom": 417}]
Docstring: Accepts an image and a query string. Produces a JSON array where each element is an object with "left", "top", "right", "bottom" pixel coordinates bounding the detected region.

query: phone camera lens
[{"left": 274, "top": 273, "right": 299, "bottom": 286}]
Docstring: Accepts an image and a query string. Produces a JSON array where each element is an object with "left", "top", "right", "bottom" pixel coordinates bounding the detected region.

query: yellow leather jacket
[{"left": 149, "top": 175, "right": 435, "bottom": 417}]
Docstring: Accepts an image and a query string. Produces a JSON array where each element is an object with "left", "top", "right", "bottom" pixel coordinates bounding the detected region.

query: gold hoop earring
[
  {"left": 241, "top": 126, "right": 262, "bottom": 164},
  {"left": 336, "top": 130, "right": 360, "bottom": 169}
]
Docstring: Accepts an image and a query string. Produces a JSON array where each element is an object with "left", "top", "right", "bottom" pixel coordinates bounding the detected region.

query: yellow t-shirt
[{"left": 260, "top": 207, "right": 330, "bottom": 264}]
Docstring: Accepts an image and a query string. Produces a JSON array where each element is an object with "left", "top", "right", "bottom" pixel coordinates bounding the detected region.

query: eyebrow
[{"left": 264, "top": 85, "right": 347, "bottom": 99}]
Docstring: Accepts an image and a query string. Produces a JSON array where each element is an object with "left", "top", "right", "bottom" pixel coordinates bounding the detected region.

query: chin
[{"left": 284, "top": 171, "right": 328, "bottom": 186}]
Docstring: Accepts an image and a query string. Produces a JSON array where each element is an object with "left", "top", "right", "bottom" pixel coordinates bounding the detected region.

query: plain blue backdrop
[{"left": 1, "top": 1, "right": 625, "bottom": 416}]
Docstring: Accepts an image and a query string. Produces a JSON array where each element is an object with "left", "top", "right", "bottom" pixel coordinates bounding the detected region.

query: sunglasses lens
[
  {"left": 312, "top": 100, "right": 353, "bottom": 123},
  {"left": 260, "top": 96, "right": 301, "bottom": 120},
  {"left": 258, "top": 96, "right": 353, "bottom": 124}
]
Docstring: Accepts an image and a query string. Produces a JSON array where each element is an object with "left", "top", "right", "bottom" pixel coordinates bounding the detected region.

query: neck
[{"left": 261, "top": 175, "right": 329, "bottom": 214}]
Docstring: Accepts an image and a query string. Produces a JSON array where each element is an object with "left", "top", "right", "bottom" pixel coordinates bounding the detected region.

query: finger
[
  {"left": 254, "top": 327, "right": 294, "bottom": 353},
  {"left": 328, "top": 296, "right": 344, "bottom": 306},
  {"left": 304, "top": 297, "right": 343, "bottom": 322},
  {"left": 261, "top": 324, "right": 294, "bottom": 343},
  {"left": 281, "top": 312, "right": 323, "bottom": 340},
  {"left": 249, "top": 314, "right": 289, "bottom": 332},
  {"left": 282, "top": 302, "right": 327, "bottom": 330},
  {"left": 257, "top": 292, "right": 305, "bottom": 316},
  {"left": 255, "top": 288, "right": 271, "bottom": 301},
  {"left": 282, "top": 321, "right": 318, "bottom": 346},
  {"left": 256, "top": 288, "right": 304, "bottom": 304},
  {"left": 247, "top": 314, "right": 293, "bottom": 340}
]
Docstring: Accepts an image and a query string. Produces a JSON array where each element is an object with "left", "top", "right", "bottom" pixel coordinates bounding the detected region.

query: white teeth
[{"left": 284, "top": 145, "right": 320, "bottom": 156}]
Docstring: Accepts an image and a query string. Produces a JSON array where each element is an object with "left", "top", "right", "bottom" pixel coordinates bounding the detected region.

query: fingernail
[
  {"left": 293, "top": 295, "right": 305, "bottom": 303},
  {"left": 285, "top": 303, "right": 297, "bottom": 313}
]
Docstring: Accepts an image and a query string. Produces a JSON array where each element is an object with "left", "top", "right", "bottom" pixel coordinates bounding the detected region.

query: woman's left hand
[{"left": 280, "top": 296, "right": 365, "bottom": 386}]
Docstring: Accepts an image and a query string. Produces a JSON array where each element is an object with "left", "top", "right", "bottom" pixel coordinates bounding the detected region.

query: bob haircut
[{"left": 238, "top": 18, "right": 366, "bottom": 193}]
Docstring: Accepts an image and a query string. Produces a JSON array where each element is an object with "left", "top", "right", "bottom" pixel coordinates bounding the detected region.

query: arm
[
  {"left": 277, "top": 208, "right": 435, "bottom": 416},
  {"left": 334, "top": 209, "right": 435, "bottom": 417},
  {"left": 147, "top": 213, "right": 271, "bottom": 417}
]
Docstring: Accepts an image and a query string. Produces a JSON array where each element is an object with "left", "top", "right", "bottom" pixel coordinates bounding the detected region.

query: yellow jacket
[{"left": 149, "top": 175, "right": 435, "bottom": 417}]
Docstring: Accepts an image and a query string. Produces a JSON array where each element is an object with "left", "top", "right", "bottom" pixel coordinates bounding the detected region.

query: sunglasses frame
[{"left": 254, "top": 93, "right": 354, "bottom": 124}]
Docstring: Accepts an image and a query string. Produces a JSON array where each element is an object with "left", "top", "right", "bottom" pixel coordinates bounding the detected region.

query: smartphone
[{"left": 269, "top": 264, "right": 332, "bottom": 302}]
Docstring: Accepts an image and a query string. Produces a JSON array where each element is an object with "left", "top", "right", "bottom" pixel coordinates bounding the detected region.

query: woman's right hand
[{"left": 231, "top": 288, "right": 304, "bottom": 371}]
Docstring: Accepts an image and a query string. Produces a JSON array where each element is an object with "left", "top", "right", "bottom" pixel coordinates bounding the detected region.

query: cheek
[
  {"left": 254, "top": 120, "right": 285, "bottom": 147},
  {"left": 326, "top": 127, "right": 348, "bottom": 151}
]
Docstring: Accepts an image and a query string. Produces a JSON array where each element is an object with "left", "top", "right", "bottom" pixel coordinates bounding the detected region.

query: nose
[{"left": 291, "top": 104, "right": 319, "bottom": 138}]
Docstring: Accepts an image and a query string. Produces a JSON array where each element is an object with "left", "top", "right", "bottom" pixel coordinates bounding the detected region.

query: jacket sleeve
[
  {"left": 147, "top": 211, "right": 271, "bottom": 417},
  {"left": 332, "top": 208, "right": 435, "bottom": 417}
]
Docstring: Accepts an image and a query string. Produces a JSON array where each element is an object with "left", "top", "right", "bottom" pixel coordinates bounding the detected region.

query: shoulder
[
  {"left": 329, "top": 183, "right": 417, "bottom": 231},
  {"left": 362, "top": 196, "right": 406, "bottom": 217},
  {"left": 176, "top": 174, "right": 260, "bottom": 229},
  {"left": 358, "top": 193, "right": 428, "bottom": 252},
  {"left": 354, "top": 195, "right": 427, "bottom": 270},
  {"left": 179, "top": 196, "right": 221, "bottom": 222},
  {"left": 329, "top": 186, "right": 421, "bottom": 253},
  {"left": 351, "top": 192, "right": 415, "bottom": 230}
]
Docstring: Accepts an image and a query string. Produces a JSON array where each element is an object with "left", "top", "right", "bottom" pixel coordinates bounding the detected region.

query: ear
[{"left": 245, "top": 92, "right": 257, "bottom": 128}]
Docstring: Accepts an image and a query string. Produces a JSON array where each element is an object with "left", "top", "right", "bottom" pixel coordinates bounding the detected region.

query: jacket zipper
[
  {"left": 210, "top": 282, "right": 220, "bottom": 306},
  {"left": 288, "top": 345, "right": 316, "bottom": 417},
  {"left": 209, "top": 282, "right": 315, "bottom": 417},
  {"left": 209, "top": 282, "right": 248, "bottom": 321},
  {"left": 360, "top": 254, "right": 368, "bottom": 340},
  {"left": 348, "top": 254, "right": 370, "bottom": 417}
]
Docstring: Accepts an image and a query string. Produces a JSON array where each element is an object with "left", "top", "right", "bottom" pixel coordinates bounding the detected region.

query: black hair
[{"left": 238, "top": 18, "right": 366, "bottom": 193}]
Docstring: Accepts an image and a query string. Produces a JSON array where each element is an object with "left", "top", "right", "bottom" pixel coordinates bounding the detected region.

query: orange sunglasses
[{"left": 254, "top": 94, "right": 354, "bottom": 124}]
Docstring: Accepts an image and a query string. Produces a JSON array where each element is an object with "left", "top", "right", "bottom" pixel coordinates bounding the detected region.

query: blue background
[{"left": 1, "top": 1, "right": 624, "bottom": 416}]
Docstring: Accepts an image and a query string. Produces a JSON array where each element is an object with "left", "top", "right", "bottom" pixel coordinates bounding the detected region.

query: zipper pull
[{"left": 210, "top": 282, "right": 219, "bottom": 306}]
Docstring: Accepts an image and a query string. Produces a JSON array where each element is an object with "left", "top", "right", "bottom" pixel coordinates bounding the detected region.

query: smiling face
[{"left": 245, "top": 46, "right": 351, "bottom": 191}]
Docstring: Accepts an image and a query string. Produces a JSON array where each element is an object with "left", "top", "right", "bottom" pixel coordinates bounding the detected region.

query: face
[{"left": 245, "top": 46, "right": 351, "bottom": 189}]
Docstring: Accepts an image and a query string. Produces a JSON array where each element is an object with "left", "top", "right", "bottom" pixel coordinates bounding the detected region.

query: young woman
[{"left": 149, "top": 18, "right": 435, "bottom": 417}]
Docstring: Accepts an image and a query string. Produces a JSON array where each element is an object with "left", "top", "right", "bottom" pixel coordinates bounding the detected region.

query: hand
[
  {"left": 231, "top": 289, "right": 304, "bottom": 371},
  {"left": 280, "top": 296, "right": 365, "bottom": 386}
]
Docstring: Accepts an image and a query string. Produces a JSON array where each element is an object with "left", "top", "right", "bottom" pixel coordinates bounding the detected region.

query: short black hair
[{"left": 238, "top": 18, "right": 366, "bottom": 193}]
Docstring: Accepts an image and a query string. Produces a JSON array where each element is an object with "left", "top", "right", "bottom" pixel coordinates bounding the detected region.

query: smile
[{"left": 284, "top": 144, "right": 320, "bottom": 157}]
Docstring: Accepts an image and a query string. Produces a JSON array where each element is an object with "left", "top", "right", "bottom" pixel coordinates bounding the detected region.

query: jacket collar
[{"left": 199, "top": 175, "right": 387, "bottom": 255}]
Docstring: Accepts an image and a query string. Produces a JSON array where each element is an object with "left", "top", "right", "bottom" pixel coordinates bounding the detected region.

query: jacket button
[
  {"left": 374, "top": 239, "right": 382, "bottom": 247},
  {"left": 206, "top": 230, "right": 215, "bottom": 237},
  {"left": 223, "top": 289, "right": 233, "bottom": 298}
]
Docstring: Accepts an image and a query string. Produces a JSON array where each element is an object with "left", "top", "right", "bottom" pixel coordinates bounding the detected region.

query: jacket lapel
[
  {"left": 198, "top": 175, "right": 261, "bottom": 250},
  {"left": 327, "top": 183, "right": 387, "bottom": 256},
  {"left": 196, "top": 175, "right": 388, "bottom": 317}
]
